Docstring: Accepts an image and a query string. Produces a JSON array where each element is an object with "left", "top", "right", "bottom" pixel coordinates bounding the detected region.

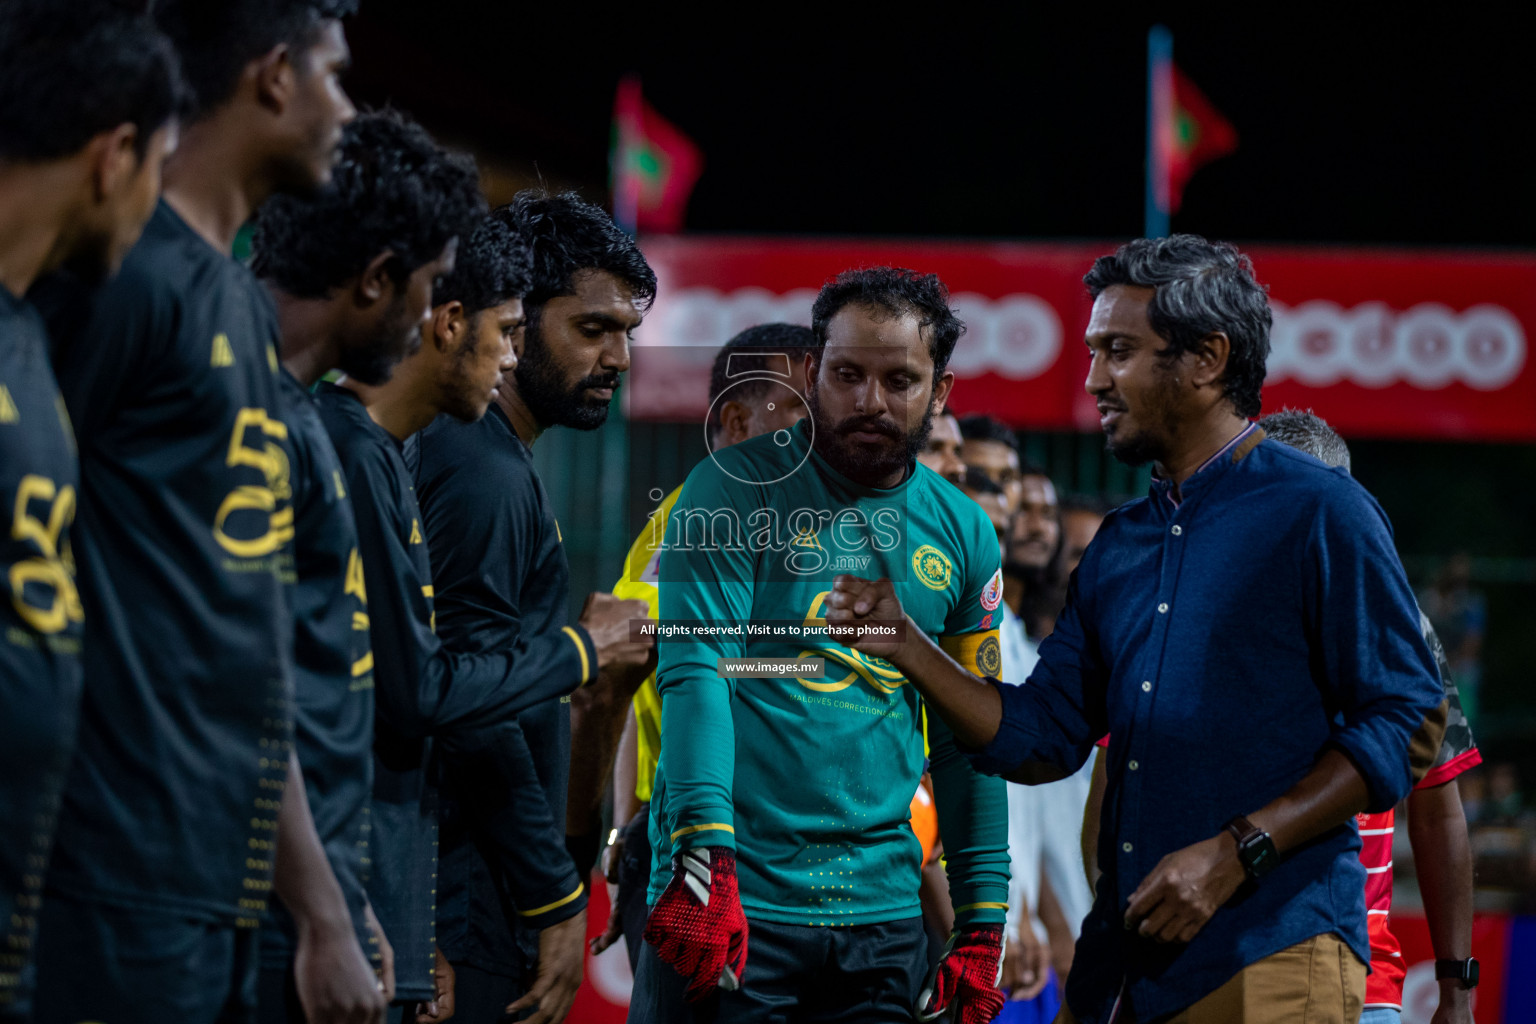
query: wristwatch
[
  {"left": 1435, "top": 957, "right": 1479, "bottom": 989},
  {"left": 1224, "top": 815, "right": 1279, "bottom": 881}
]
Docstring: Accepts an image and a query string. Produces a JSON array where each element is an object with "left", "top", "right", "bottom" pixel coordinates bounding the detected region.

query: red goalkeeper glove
[
  {"left": 642, "top": 846, "right": 749, "bottom": 1002},
  {"left": 916, "top": 923, "right": 1006, "bottom": 1024}
]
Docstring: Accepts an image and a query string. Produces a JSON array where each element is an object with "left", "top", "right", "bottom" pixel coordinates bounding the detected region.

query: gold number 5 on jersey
[
  {"left": 9, "top": 474, "right": 82, "bottom": 634},
  {"left": 213, "top": 408, "right": 294, "bottom": 558}
]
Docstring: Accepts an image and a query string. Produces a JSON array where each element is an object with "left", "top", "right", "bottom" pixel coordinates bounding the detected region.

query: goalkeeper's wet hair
[{"left": 811, "top": 266, "right": 965, "bottom": 382}]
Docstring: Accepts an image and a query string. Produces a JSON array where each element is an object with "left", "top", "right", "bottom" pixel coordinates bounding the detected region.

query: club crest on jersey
[
  {"left": 912, "top": 544, "right": 952, "bottom": 591},
  {"left": 980, "top": 569, "right": 1003, "bottom": 611},
  {"left": 977, "top": 635, "right": 1002, "bottom": 677}
]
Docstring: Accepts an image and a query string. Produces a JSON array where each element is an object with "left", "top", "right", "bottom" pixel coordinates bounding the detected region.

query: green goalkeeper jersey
[{"left": 648, "top": 419, "right": 1010, "bottom": 927}]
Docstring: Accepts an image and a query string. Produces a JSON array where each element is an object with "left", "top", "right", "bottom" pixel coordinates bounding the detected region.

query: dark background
[
  {"left": 345, "top": 5, "right": 1534, "bottom": 246},
  {"left": 343, "top": 5, "right": 1536, "bottom": 753}
]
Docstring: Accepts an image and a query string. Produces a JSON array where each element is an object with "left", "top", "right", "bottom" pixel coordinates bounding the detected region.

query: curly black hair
[
  {"left": 957, "top": 414, "right": 1019, "bottom": 453},
  {"left": 251, "top": 108, "right": 484, "bottom": 299},
  {"left": 0, "top": 0, "right": 183, "bottom": 161},
  {"left": 154, "top": 0, "right": 357, "bottom": 120},
  {"left": 809, "top": 266, "right": 965, "bottom": 382},
  {"left": 705, "top": 322, "right": 816, "bottom": 439},
  {"left": 1083, "top": 234, "right": 1272, "bottom": 419},
  {"left": 432, "top": 207, "right": 534, "bottom": 317},
  {"left": 499, "top": 190, "right": 657, "bottom": 320}
]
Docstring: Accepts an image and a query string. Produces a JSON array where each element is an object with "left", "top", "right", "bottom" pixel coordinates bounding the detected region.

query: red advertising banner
[
  {"left": 1392, "top": 911, "right": 1509, "bottom": 1023},
  {"left": 628, "top": 237, "right": 1536, "bottom": 442}
]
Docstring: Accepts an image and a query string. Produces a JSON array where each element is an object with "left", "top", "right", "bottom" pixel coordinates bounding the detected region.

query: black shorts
[
  {"left": 628, "top": 915, "right": 925, "bottom": 1024},
  {"left": 32, "top": 894, "right": 259, "bottom": 1024}
]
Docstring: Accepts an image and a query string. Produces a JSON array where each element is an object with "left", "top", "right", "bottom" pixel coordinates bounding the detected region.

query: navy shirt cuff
[
  {"left": 1329, "top": 731, "right": 1410, "bottom": 814},
  {"left": 963, "top": 678, "right": 1028, "bottom": 777}
]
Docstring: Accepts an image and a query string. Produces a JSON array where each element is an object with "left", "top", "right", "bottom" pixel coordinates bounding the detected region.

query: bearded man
[{"left": 632, "top": 267, "right": 1011, "bottom": 1024}]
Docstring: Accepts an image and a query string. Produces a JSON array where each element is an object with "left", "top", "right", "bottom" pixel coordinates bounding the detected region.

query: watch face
[{"left": 1241, "top": 833, "right": 1280, "bottom": 878}]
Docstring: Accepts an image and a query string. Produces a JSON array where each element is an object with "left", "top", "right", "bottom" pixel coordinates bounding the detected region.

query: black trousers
[
  {"left": 617, "top": 805, "right": 654, "bottom": 973},
  {"left": 442, "top": 961, "right": 526, "bottom": 1023},
  {"left": 627, "top": 916, "right": 925, "bottom": 1024}
]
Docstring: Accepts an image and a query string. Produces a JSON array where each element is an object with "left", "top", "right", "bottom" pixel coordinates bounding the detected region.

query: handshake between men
[{"left": 826, "top": 574, "right": 1267, "bottom": 950}]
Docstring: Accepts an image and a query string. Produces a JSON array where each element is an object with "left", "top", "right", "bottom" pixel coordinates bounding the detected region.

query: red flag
[
  {"left": 1151, "top": 58, "right": 1238, "bottom": 216},
  {"left": 611, "top": 77, "right": 704, "bottom": 234}
]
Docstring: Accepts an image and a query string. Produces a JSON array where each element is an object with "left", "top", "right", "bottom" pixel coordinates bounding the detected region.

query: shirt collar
[{"left": 1154, "top": 421, "right": 1262, "bottom": 508}]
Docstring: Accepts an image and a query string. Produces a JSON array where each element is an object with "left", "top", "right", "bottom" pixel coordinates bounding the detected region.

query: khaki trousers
[{"left": 1052, "top": 932, "right": 1366, "bottom": 1024}]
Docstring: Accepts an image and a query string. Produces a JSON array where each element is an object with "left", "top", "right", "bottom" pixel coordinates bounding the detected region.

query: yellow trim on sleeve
[
  {"left": 953, "top": 901, "right": 1010, "bottom": 913},
  {"left": 517, "top": 882, "right": 585, "bottom": 917},
  {"left": 563, "top": 626, "right": 592, "bottom": 684},
  {"left": 670, "top": 822, "right": 735, "bottom": 842}
]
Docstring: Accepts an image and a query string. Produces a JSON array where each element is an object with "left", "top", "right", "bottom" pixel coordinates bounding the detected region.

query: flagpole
[
  {"left": 612, "top": 76, "right": 642, "bottom": 236},
  {"left": 1144, "top": 24, "right": 1172, "bottom": 239}
]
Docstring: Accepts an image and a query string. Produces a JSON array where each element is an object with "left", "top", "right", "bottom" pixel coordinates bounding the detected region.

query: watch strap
[
  {"left": 1434, "top": 957, "right": 1479, "bottom": 988},
  {"left": 1224, "top": 815, "right": 1278, "bottom": 881},
  {"left": 1224, "top": 815, "right": 1262, "bottom": 846}
]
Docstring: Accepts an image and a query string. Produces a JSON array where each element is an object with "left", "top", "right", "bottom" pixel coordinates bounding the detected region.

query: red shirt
[{"left": 1358, "top": 743, "right": 1480, "bottom": 1009}]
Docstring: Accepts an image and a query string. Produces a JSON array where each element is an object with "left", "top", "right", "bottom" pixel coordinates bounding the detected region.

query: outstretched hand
[{"left": 824, "top": 576, "right": 908, "bottom": 658}]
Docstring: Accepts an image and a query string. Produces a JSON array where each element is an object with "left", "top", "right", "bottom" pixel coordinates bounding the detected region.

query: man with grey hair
[{"left": 823, "top": 236, "right": 1449, "bottom": 1024}]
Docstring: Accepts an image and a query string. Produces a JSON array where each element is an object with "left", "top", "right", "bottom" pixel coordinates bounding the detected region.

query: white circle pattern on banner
[
  {"left": 1266, "top": 300, "right": 1526, "bottom": 391},
  {"left": 640, "top": 288, "right": 1528, "bottom": 392}
]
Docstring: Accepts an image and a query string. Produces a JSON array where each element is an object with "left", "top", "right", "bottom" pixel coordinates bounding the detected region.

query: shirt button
[
  {"left": 1157, "top": 602, "right": 1169, "bottom": 613},
  {"left": 1122, "top": 842, "right": 1133, "bottom": 853},
  {"left": 1141, "top": 681, "right": 1152, "bottom": 692},
  {"left": 1171, "top": 525, "right": 1183, "bottom": 536},
  {"left": 1129, "top": 760, "right": 1140, "bottom": 770}
]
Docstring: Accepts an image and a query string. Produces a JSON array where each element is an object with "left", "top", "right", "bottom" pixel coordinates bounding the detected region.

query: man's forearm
[
  {"left": 1408, "top": 780, "right": 1474, "bottom": 959},
  {"left": 612, "top": 708, "right": 642, "bottom": 826},
  {"left": 654, "top": 665, "right": 738, "bottom": 849},
  {"left": 889, "top": 623, "right": 1004, "bottom": 751},
  {"left": 274, "top": 751, "right": 354, "bottom": 934},
  {"left": 566, "top": 663, "right": 647, "bottom": 839},
  {"left": 1247, "top": 748, "right": 1369, "bottom": 855}
]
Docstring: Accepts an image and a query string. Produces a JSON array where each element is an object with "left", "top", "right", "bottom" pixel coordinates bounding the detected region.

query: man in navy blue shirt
[{"left": 826, "top": 235, "right": 1448, "bottom": 1024}]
